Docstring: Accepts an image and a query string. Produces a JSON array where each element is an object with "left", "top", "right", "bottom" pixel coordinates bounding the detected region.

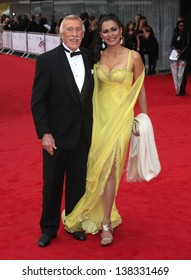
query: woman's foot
[{"left": 100, "top": 222, "right": 113, "bottom": 246}]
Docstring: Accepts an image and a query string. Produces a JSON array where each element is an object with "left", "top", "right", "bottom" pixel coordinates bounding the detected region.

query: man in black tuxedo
[{"left": 31, "top": 15, "right": 94, "bottom": 247}]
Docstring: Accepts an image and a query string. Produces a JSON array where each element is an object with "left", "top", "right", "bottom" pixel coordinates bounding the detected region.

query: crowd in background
[
  {"left": 0, "top": 12, "right": 190, "bottom": 76},
  {"left": 0, "top": 13, "right": 57, "bottom": 34}
]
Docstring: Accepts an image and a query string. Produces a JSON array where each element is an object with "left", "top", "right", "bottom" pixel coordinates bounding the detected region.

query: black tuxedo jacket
[{"left": 31, "top": 44, "right": 94, "bottom": 149}]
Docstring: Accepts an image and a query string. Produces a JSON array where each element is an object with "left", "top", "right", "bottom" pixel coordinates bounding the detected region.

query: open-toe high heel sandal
[{"left": 100, "top": 222, "right": 113, "bottom": 246}]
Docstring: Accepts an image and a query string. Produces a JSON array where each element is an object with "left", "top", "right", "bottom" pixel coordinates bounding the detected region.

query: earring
[
  {"left": 102, "top": 40, "right": 106, "bottom": 49},
  {"left": 120, "top": 36, "right": 123, "bottom": 45}
]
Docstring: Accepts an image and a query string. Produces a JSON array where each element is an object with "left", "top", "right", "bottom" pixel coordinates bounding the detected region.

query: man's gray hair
[{"left": 59, "top": 14, "right": 85, "bottom": 34}]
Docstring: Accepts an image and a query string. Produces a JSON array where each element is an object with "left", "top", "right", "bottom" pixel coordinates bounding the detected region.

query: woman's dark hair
[
  {"left": 98, "top": 13, "right": 123, "bottom": 32},
  {"left": 124, "top": 21, "right": 135, "bottom": 36},
  {"left": 174, "top": 20, "right": 186, "bottom": 33},
  {"left": 93, "top": 13, "right": 123, "bottom": 62}
]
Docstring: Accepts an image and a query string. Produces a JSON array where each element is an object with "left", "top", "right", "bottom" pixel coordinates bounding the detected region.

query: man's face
[{"left": 60, "top": 19, "right": 84, "bottom": 51}]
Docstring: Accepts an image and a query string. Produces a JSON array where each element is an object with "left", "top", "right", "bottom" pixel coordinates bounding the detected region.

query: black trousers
[
  {"left": 40, "top": 132, "right": 90, "bottom": 236},
  {"left": 139, "top": 50, "right": 145, "bottom": 65},
  {"left": 179, "top": 66, "right": 188, "bottom": 95},
  {"left": 148, "top": 53, "right": 157, "bottom": 73}
]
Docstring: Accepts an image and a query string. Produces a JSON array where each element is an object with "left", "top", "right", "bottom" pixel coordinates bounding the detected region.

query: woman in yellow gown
[{"left": 62, "top": 13, "right": 148, "bottom": 245}]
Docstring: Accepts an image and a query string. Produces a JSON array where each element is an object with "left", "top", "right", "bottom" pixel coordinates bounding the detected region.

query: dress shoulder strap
[{"left": 126, "top": 50, "right": 132, "bottom": 69}]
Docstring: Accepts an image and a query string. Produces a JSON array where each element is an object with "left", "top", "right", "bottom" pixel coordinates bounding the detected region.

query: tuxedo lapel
[
  {"left": 80, "top": 48, "right": 93, "bottom": 103},
  {"left": 80, "top": 69, "right": 88, "bottom": 104},
  {"left": 81, "top": 48, "right": 92, "bottom": 84}
]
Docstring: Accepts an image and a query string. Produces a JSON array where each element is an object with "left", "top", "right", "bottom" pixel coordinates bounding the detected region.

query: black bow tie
[
  {"left": 70, "top": 51, "right": 82, "bottom": 57},
  {"left": 63, "top": 45, "right": 82, "bottom": 57}
]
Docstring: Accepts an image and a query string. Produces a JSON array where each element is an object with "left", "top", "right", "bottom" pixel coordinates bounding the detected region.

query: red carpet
[{"left": 0, "top": 54, "right": 191, "bottom": 260}]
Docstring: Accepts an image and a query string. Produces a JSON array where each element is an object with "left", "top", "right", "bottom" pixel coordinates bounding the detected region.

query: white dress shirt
[{"left": 62, "top": 43, "right": 85, "bottom": 92}]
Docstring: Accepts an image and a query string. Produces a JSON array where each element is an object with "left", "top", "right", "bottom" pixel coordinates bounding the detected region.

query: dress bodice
[
  {"left": 97, "top": 64, "right": 133, "bottom": 83},
  {"left": 96, "top": 51, "right": 134, "bottom": 87}
]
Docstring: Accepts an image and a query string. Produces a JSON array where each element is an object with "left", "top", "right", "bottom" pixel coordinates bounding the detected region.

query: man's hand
[{"left": 42, "top": 134, "right": 57, "bottom": 156}]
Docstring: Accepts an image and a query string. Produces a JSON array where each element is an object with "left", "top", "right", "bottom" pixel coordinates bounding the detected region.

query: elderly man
[{"left": 31, "top": 15, "right": 94, "bottom": 247}]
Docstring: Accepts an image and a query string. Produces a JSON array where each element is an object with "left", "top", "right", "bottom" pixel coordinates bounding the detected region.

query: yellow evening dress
[{"left": 62, "top": 51, "right": 145, "bottom": 234}]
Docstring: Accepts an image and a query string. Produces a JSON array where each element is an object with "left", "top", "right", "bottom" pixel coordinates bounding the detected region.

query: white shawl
[{"left": 126, "top": 113, "right": 161, "bottom": 182}]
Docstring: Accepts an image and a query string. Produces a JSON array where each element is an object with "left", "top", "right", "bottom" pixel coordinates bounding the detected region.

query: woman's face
[
  {"left": 135, "top": 15, "right": 141, "bottom": 23},
  {"left": 178, "top": 22, "right": 185, "bottom": 31},
  {"left": 139, "top": 19, "right": 145, "bottom": 28},
  {"left": 100, "top": 20, "right": 122, "bottom": 47},
  {"left": 129, "top": 23, "right": 134, "bottom": 31}
]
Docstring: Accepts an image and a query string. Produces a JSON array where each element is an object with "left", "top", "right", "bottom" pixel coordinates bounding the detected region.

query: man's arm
[
  {"left": 31, "top": 55, "right": 51, "bottom": 138},
  {"left": 31, "top": 55, "right": 57, "bottom": 155}
]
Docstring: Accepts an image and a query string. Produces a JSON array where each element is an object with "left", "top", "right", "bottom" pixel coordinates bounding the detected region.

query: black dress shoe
[
  {"left": 176, "top": 92, "right": 186, "bottom": 96},
  {"left": 147, "top": 71, "right": 153, "bottom": 75},
  {"left": 73, "top": 231, "right": 86, "bottom": 241},
  {"left": 152, "top": 69, "right": 156, "bottom": 74},
  {"left": 38, "top": 233, "right": 57, "bottom": 247}
]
